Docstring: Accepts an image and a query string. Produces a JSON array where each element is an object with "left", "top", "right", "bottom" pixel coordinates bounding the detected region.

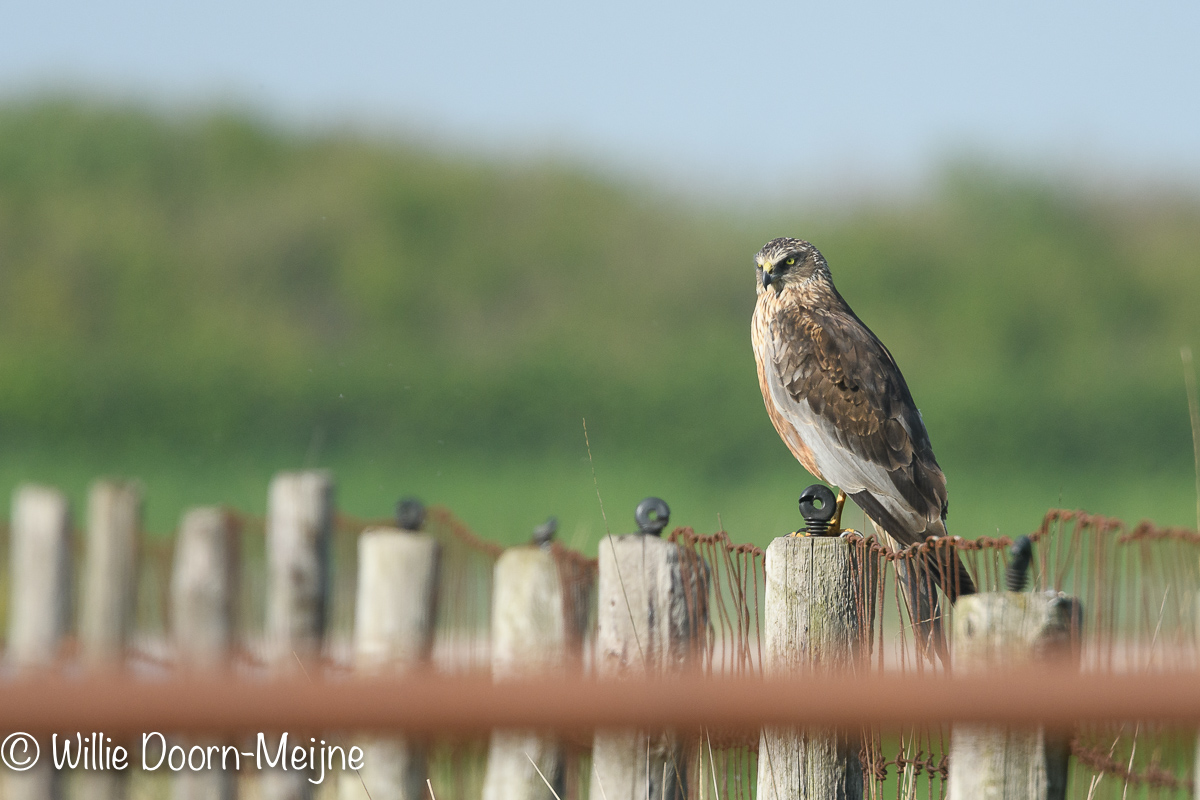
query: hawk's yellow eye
[{"left": 786, "top": 257, "right": 795, "bottom": 265}]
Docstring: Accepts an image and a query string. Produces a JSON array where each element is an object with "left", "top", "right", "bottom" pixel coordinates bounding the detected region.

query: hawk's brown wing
[
  {"left": 777, "top": 297, "right": 945, "bottom": 522},
  {"left": 764, "top": 295, "right": 976, "bottom": 602}
]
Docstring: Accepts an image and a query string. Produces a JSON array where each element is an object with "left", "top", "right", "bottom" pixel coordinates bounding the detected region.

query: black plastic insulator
[
  {"left": 635, "top": 497, "right": 670, "bottom": 536},
  {"left": 1007, "top": 535, "right": 1034, "bottom": 592},
  {"left": 798, "top": 484, "right": 837, "bottom": 536},
  {"left": 396, "top": 497, "right": 426, "bottom": 532},
  {"left": 533, "top": 516, "right": 558, "bottom": 548}
]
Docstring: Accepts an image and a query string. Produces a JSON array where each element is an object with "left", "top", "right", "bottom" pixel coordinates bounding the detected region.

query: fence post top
[
  {"left": 496, "top": 543, "right": 556, "bottom": 564},
  {"left": 766, "top": 533, "right": 859, "bottom": 552},
  {"left": 269, "top": 469, "right": 334, "bottom": 488}
]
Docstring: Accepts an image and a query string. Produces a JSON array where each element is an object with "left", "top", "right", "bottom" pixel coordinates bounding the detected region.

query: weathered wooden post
[
  {"left": 262, "top": 471, "right": 334, "bottom": 800},
  {"left": 78, "top": 479, "right": 143, "bottom": 800},
  {"left": 265, "top": 470, "right": 333, "bottom": 671},
  {"left": 80, "top": 480, "right": 143, "bottom": 667},
  {"left": 590, "top": 499, "right": 708, "bottom": 800},
  {"left": 948, "top": 537, "right": 1081, "bottom": 800},
  {"left": 482, "top": 517, "right": 587, "bottom": 800},
  {"left": 338, "top": 498, "right": 441, "bottom": 800},
  {"left": 755, "top": 518, "right": 866, "bottom": 800},
  {"left": 4, "top": 485, "right": 72, "bottom": 800},
  {"left": 7, "top": 485, "right": 73, "bottom": 667},
  {"left": 170, "top": 507, "right": 239, "bottom": 800}
]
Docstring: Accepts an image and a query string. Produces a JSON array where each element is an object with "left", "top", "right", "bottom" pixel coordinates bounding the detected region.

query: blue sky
[{"left": 3, "top": 0, "right": 1198, "bottom": 194}]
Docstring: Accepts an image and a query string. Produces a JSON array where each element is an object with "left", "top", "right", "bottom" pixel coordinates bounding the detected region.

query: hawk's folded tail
[
  {"left": 895, "top": 557, "right": 948, "bottom": 666},
  {"left": 860, "top": 513, "right": 977, "bottom": 669},
  {"left": 927, "top": 541, "right": 977, "bottom": 602},
  {"left": 850, "top": 490, "right": 977, "bottom": 600},
  {"left": 896, "top": 552, "right": 976, "bottom": 668}
]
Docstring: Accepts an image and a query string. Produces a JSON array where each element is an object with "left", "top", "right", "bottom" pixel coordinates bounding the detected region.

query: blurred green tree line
[{"left": 0, "top": 99, "right": 1197, "bottom": 480}]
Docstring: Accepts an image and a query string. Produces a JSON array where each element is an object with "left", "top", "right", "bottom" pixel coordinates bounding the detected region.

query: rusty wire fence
[
  {"left": 3, "top": 490, "right": 1200, "bottom": 799},
  {"left": 640, "top": 511, "right": 1200, "bottom": 799}
]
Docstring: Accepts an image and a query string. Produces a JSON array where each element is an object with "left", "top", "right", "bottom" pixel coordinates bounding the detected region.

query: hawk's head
[{"left": 754, "top": 237, "right": 829, "bottom": 295}]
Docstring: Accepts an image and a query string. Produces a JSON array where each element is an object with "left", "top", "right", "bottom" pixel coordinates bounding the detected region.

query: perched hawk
[{"left": 751, "top": 238, "right": 974, "bottom": 654}]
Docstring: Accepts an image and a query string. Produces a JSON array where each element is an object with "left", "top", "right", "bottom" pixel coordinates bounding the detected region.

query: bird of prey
[{"left": 751, "top": 237, "right": 974, "bottom": 659}]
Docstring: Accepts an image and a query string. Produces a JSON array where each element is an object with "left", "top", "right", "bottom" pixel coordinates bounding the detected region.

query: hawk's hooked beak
[{"left": 760, "top": 264, "right": 774, "bottom": 288}]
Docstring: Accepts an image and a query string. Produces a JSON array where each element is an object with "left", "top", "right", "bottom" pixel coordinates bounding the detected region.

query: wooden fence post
[
  {"left": 948, "top": 591, "right": 1081, "bottom": 800},
  {"left": 338, "top": 515, "right": 441, "bottom": 800},
  {"left": 169, "top": 507, "right": 239, "bottom": 800},
  {"left": 590, "top": 500, "right": 708, "bottom": 800},
  {"left": 482, "top": 522, "right": 585, "bottom": 800},
  {"left": 262, "top": 471, "right": 334, "bottom": 800},
  {"left": 80, "top": 480, "right": 143, "bottom": 668},
  {"left": 265, "top": 471, "right": 333, "bottom": 672},
  {"left": 756, "top": 535, "right": 865, "bottom": 800},
  {"left": 77, "top": 479, "right": 143, "bottom": 800},
  {"left": 4, "top": 485, "right": 72, "bottom": 800}
]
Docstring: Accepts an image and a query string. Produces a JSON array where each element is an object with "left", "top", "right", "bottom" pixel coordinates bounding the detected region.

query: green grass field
[{"left": 1, "top": 441, "right": 1194, "bottom": 554}]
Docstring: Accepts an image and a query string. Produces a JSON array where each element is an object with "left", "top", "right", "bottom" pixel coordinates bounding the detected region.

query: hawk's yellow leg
[{"left": 830, "top": 490, "right": 847, "bottom": 533}]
